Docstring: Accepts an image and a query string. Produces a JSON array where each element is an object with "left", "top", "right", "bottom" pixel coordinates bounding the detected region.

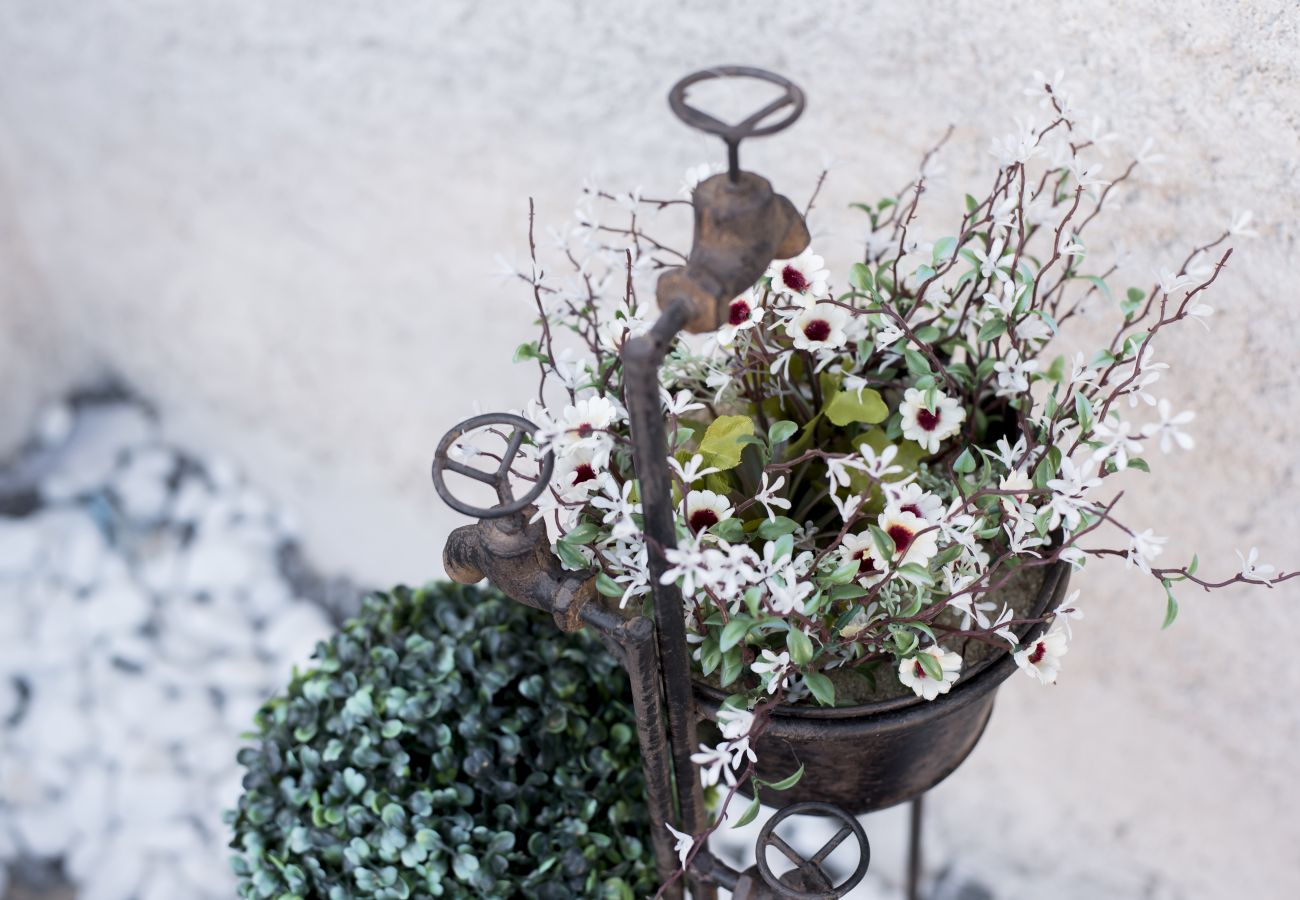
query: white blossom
[
  {"left": 751, "top": 649, "right": 791, "bottom": 694},
  {"left": 787, "top": 303, "right": 850, "bottom": 353},
  {"left": 898, "top": 387, "right": 967, "bottom": 453},
  {"left": 1236, "top": 547, "right": 1276, "bottom": 584},
  {"left": 1090, "top": 414, "right": 1144, "bottom": 469},
  {"left": 1125, "top": 529, "right": 1167, "bottom": 574},
  {"left": 1228, "top": 209, "right": 1258, "bottom": 239},
  {"left": 993, "top": 348, "right": 1039, "bottom": 396},
  {"left": 669, "top": 453, "right": 720, "bottom": 488},
  {"left": 1013, "top": 622, "right": 1069, "bottom": 684},
  {"left": 661, "top": 388, "right": 704, "bottom": 418},
  {"left": 766, "top": 248, "right": 829, "bottom": 301},
  {"left": 665, "top": 822, "right": 694, "bottom": 869},
  {"left": 971, "top": 235, "right": 1014, "bottom": 283},
  {"left": 1142, "top": 400, "right": 1195, "bottom": 453},
  {"left": 898, "top": 645, "right": 962, "bottom": 700},
  {"left": 754, "top": 472, "right": 792, "bottom": 521}
]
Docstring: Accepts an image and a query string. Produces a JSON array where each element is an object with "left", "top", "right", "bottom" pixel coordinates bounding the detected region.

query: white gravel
[{"left": 0, "top": 395, "right": 341, "bottom": 900}]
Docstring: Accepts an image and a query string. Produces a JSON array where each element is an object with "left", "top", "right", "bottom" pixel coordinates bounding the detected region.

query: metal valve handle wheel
[
  {"left": 431, "top": 413, "right": 554, "bottom": 519},
  {"left": 754, "top": 801, "right": 871, "bottom": 900}
]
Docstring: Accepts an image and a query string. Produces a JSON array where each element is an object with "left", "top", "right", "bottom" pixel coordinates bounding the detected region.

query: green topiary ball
[{"left": 228, "top": 582, "right": 656, "bottom": 900}]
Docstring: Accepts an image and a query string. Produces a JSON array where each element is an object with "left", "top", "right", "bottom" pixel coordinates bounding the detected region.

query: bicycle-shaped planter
[{"left": 432, "top": 66, "right": 1068, "bottom": 900}]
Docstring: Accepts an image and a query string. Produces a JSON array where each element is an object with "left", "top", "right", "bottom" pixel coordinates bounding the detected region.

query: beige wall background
[{"left": 2, "top": 1, "right": 1298, "bottom": 896}]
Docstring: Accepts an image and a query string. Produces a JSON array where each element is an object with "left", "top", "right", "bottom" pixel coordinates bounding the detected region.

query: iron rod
[
  {"left": 621, "top": 297, "right": 715, "bottom": 898},
  {"left": 907, "top": 795, "right": 923, "bottom": 900}
]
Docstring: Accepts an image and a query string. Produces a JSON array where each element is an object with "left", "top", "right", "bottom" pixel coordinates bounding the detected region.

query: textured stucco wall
[{"left": 2, "top": 1, "right": 1298, "bottom": 897}]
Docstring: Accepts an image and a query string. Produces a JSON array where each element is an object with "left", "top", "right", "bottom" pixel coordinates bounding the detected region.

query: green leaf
[
  {"left": 932, "top": 237, "right": 958, "bottom": 264},
  {"left": 554, "top": 540, "right": 588, "bottom": 571},
  {"left": 564, "top": 522, "right": 599, "bottom": 544},
  {"left": 1045, "top": 354, "right": 1066, "bottom": 383},
  {"left": 869, "top": 525, "right": 896, "bottom": 561},
  {"left": 1082, "top": 274, "right": 1112, "bottom": 302},
  {"left": 594, "top": 572, "right": 623, "bottom": 597},
  {"left": 824, "top": 388, "right": 889, "bottom": 426},
  {"left": 977, "top": 317, "right": 1006, "bottom": 343},
  {"left": 719, "top": 618, "right": 752, "bottom": 653},
  {"left": 1162, "top": 581, "right": 1179, "bottom": 629},
  {"left": 953, "top": 447, "right": 976, "bottom": 474},
  {"left": 764, "top": 764, "right": 806, "bottom": 792},
  {"left": 1127, "top": 457, "right": 1150, "bottom": 472},
  {"left": 772, "top": 533, "right": 795, "bottom": 563},
  {"left": 768, "top": 419, "right": 798, "bottom": 445},
  {"left": 720, "top": 647, "right": 744, "bottom": 686},
  {"left": 917, "top": 651, "right": 943, "bottom": 681},
  {"left": 830, "top": 583, "right": 869, "bottom": 601},
  {"left": 848, "top": 262, "right": 874, "bottom": 292},
  {"left": 786, "top": 628, "right": 814, "bottom": 665},
  {"left": 826, "top": 558, "right": 861, "bottom": 585},
  {"left": 734, "top": 794, "right": 762, "bottom": 828},
  {"left": 757, "top": 516, "right": 798, "bottom": 539},
  {"left": 710, "top": 517, "right": 747, "bottom": 543},
  {"left": 902, "top": 346, "right": 932, "bottom": 377},
  {"left": 804, "top": 671, "right": 835, "bottom": 706},
  {"left": 513, "top": 341, "right": 545, "bottom": 363},
  {"left": 698, "top": 415, "right": 756, "bottom": 470},
  {"left": 1074, "top": 393, "right": 1093, "bottom": 434}
]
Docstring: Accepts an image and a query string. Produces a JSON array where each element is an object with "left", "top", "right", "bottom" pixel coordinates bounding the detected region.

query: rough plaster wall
[{"left": 0, "top": 1, "right": 1297, "bottom": 897}]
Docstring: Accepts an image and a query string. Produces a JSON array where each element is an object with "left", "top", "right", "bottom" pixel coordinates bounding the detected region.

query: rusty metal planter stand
[{"left": 431, "top": 66, "right": 1055, "bottom": 900}]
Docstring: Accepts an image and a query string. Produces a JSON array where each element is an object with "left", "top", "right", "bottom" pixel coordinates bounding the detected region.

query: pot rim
[{"left": 693, "top": 559, "right": 1070, "bottom": 734}]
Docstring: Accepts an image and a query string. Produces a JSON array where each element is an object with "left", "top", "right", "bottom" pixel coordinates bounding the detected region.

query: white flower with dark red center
[
  {"left": 890, "top": 482, "right": 944, "bottom": 523},
  {"left": 1013, "top": 623, "right": 1069, "bottom": 684},
  {"left": 898, "top": 388, "right": 967, "bottom": 453},
  {"left": 685, "top": 489, "right": 733, "bottom": 535},
  {"left": 877, "top": 508, "right": 939, "bottom": 567},
  {"left": 766, "top": 248, "right": 829, "bottom": 300},
  {"left": 553, "top": 447, "right": 604, "bottom": 499},
  {"left": 898, "top": 644, "right": 963, "bottom": 700},
  {"left": 716, "top": 291, "right": 764, "bottom": 347},
  {"left": 786, "top": 303, "right": 849, "bottom": 352},
  {"left": 839, "top": 532, "right": 885, "bottom": 587},
  {"left": 551, "top": 396, "right": 622, "bottom": 456}
]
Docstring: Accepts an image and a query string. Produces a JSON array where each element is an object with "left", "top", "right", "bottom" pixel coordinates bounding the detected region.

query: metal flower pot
[{"left": 694, "top": 560, "right": 1071, "bottom": 815}]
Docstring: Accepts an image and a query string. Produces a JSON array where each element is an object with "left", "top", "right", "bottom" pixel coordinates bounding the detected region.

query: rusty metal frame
[{"left": 431, "top": 67, "right": 877, "bottom": 900}]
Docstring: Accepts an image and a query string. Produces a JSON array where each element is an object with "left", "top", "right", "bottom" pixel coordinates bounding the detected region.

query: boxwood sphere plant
[{"left": 228, "top": 582, "right": 656, "bottom": 900}]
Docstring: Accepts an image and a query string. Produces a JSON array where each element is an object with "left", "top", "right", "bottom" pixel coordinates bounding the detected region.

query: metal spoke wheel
[
  {"left": 754, "top": 801, "right": 870, "bottom": 900},
  {"left": 431, "top": 413, "right": 553, "bottom": 519},
  {"left": 668, "top": 65, "right": 806, "bottom": 179}
]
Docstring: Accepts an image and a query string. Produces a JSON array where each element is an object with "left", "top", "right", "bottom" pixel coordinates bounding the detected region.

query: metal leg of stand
[{"left": 906, "top": 795, "right": 923, "bottom": 900}]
